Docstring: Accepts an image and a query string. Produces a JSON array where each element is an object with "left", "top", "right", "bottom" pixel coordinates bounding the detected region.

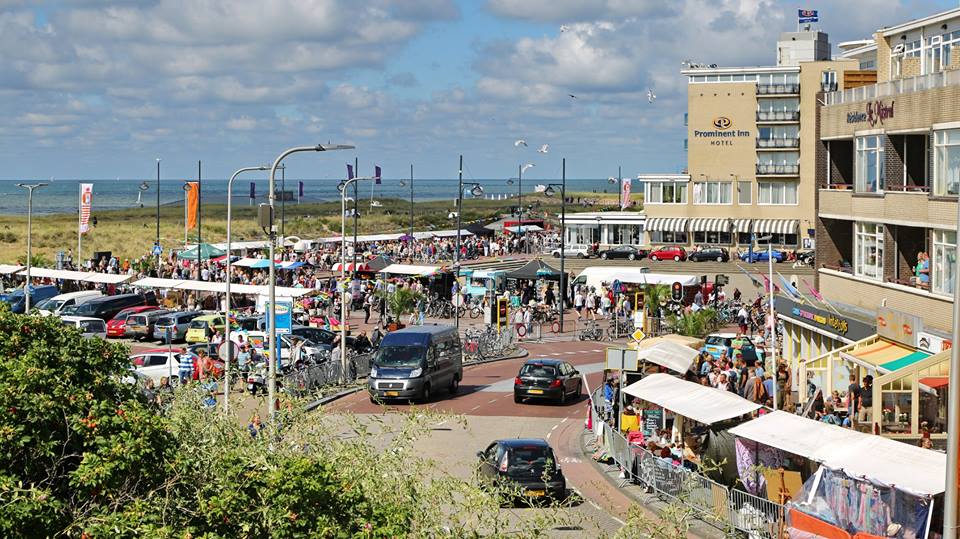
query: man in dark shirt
[
  {"left": 858, "top": 375, "right": 874, "bottom": 426},
  {"left": 846, "top": 374, "right": 861, "bottom": 419}
]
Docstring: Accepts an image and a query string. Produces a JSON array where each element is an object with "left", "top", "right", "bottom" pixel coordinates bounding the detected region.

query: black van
[
  {"left": 68, "top": 293, "right": 153, "bottom": 321},
  {"left": 368, "top": 325, "right": 462, "bottom": 403}
]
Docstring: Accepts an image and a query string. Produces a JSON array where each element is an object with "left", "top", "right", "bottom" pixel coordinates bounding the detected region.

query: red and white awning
[{"left": 331, "top": 262, "right": 370, "bottom": 272}]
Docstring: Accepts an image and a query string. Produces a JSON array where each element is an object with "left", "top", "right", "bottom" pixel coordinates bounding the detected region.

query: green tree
[
  {"left": 667, "top": 307, "right": 718, "bottom": 337},
  {"left": 382, "top": 286, "right": 423, "bottom": 321}
]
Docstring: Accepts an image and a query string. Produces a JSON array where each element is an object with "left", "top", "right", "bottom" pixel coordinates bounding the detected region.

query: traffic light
[
  {"left": 671, "top": 281, "right": 683, "bottom": 302},
  {"left": 496, "top": 297, "right": 509, "bottom": 331}
]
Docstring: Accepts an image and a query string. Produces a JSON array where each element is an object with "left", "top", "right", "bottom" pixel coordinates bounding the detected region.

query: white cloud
[
  {"left": 226, "top": 116, "right": 257, "bottom": 130},
  {"left": 486, "top": 0, "right": 676, "bottom": 23}
]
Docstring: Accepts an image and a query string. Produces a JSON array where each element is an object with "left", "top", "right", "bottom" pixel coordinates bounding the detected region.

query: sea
[{"left": 0, "top": 178, "right": 617, "bottom": 216}]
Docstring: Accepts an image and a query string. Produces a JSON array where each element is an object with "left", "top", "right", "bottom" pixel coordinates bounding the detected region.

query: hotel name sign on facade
[{"left": 693, "top": 117, "right": 752, "bottom": 146}]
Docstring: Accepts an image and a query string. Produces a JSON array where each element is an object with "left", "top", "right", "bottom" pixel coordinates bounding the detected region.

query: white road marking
[
  {"left": 488, "top": 398, "right": 499, "bottom": 404},
  {"left": 590, "top": 349, "right": 602, "bottom": 352},
  {"left": 564, "top": 351, "right": 576, "bottom": 355},
  {"left": 560, "top": 417, "right": 568, "bottom": 424},
  {"left": 470, "top": 405, "right": 481, "bottom": 411}
]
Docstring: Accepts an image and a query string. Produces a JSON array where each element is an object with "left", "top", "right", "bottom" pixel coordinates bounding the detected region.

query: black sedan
[
  {"left": 476, "top": 438, "right": 566, "bottom": 502},
  {"left": 688, "top": 247, "right": 730, "bottom": 262},
  {"left": 513, "top": 359, "right": 582, "bottom": 404},
  {"left": 598, "top": 245, "right": 647, "bottom": 261}
]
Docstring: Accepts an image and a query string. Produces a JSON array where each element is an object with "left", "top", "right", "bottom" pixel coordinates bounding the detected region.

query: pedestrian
[
  {"left": 178, "top": 349, "right": 194, "bottom": 384},
  {"left": 743, "top": 367, "right": 767, "bottom": 404},
  {"left": 248, "top": 414, "right": 264, "bottom": 438},
  {"left": 523, "top": 304, "right": 533, "bottom": 337},
  {"left": 858, "top": 375, "right": 873, "bottom": 426},
  {"left": 574, "top": 289, "right": 585, "bottom": 320},
  {"left": 846, "top": 373, "right": 861, "bottom": 422},
  {"left": 363, "top": 293, "right": 373, "bottom": 324},
  {"left": 737, "top": 304, "right": 749, "bottom": 334}
]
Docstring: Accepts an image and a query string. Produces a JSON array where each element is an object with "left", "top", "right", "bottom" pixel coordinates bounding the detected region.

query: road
[{"left": 325, "top": 340, "right": 639, "bottom": 537}]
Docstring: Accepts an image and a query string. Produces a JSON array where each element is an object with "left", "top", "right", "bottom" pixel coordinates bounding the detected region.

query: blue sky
[{"left": 0, "top": 0, "right": 955, "bottom": 182}]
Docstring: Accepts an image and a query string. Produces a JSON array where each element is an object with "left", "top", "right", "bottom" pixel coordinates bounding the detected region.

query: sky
[{"left": 0, "top": 0, "right": 956, "bottom": 182}]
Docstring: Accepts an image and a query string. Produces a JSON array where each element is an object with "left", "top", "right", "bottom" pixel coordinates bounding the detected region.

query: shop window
[
  {"left": 880, "top": 391, "right": 912, "bottom": 435},
  {"left": 737, "top": 232, "right": 752, "bottom": 245},
  {"left": 855, "top": 136, "right": 884, "bottom": 194},
  {"left": 934, "top": 129, "right": 960, "bottom": 196},
  {"left": 649, "top": 231, "right": 688, "bottom": 244},
  {"left": 854, "top": 222, "right": 884, "bottom": 281},
  {"left": 693, "top": 231, "right": 733, "bottom": 245},
  {"left": 933, "top": 230, "right": 957, "bottom": 296}
]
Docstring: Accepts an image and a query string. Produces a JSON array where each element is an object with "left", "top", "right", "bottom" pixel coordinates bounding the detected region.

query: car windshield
[
  {"left": 156, "top": 316, "right": 175, "bottom": 326},
  {"left": 36, "top": 298, "right": 63, "bottom": 311},
  {"left": 705, "top": 336, "right": 729, "bottom": 346},
  {"left": 128, "top": 316, "right": 146, "bottom": 325},
  {"left": 376, "top": 345, "right": 426, "bottom": 368},
  {"left": 72, "top": 303, "right": 97, "bottom": 315},
  {"left": 508, "top": 446, "right": 555, "bottom": 476},
  {"left": 189, "top": 320, "right": 208, "bottom": 329},
  {"left": 520, "top": 364, "right": 557, "bottom": 378}
]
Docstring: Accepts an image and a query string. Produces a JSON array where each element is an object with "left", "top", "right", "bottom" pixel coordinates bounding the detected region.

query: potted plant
[{"left": 381, "top": 287, "right": 422, "bottom": 331}]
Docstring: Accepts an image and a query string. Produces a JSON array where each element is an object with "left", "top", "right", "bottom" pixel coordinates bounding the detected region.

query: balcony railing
[
  {"left": 825, "top": 68, "right": 960, "bottom": 105},
  {"left": 886, "top": 184, "right": 931, "bottom": 193},
  {"left": 757, "top": 83, "right": 800, "bottom": 95},
  {"left": 756, "top": 137, "right": 800, "bottom": 149},
  {"left": 821, "top": 81, "right": 838, "bottom": 93},
  {"left": 756, "top": 110, "right": 800, "bottom": 122},
  {"left": 756, "top": 164, "right": 800, "bottom": 175}
]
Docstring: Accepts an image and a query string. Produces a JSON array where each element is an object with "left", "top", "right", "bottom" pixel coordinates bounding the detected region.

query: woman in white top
[
  {"left": 585, "top": 292, "right": 596, "bottom": 320},
  {"left": 574, "top": 290, "right": 585, "bottom": 319}
]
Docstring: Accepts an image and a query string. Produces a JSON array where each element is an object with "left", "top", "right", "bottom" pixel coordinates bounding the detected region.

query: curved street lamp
[{"left": 540, "top": 159, "right": 567, "bottom": 333}]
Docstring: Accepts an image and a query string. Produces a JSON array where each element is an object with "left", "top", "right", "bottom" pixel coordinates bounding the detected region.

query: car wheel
[
  {"left": 628, "top": 253, "right": 636, "bottom": 261},
  {"left": 553, "top": 252, "right": 560, "bottom": 258},
  {"left": 650, "top": 255, "right": 657, "bottom": 261},
  {"left": 577, "top": 253, "right": 585, "bottom": 259},
  {"left": 600, "top": 253, "right": 608, "bottom": 259},
  {"left": 577, "top": 381, "right": 583, "bottom": 398},
  {"left": 717, "top": 256, "right": 724, "bottom": 262},
  {"left": 449, "top": 376, "right": 460, "bottom": 395},
  {"left": 559, "top": 386, "right": 568, "bottom": 405},
  {"left": 673, "top": 255, "right": 680, "bottom": 262},
  {"left": 369, "top": 394, "right": 378, "bottom": 404},
  {"left": 514, "top": 393, "right": 522, "bottom": 404},
  {"left": 773, "top": 257, "right": 779, "bottom": 263}
]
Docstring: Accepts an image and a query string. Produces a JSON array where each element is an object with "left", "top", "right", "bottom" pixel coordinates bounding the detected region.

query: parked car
[
  {"left": 124, "top": 309, "right": 172, "bottom": 341},
  {"left": 106, "top": 305, "right": 161, "bottom": 338},
  {"left": 60, "top": 316, "right": 108, "bottom": 339},
  {"left": 184, "top": 314, "right": 227, "bottom": 344},
  {"left": 795, "top": 250, "right": 815, "bottom": 265},
  {"left": 513, "top": 358, "right": 582, "bottom": 405},
  {"left": 153, "top": 311, "right": 201, "bottom": 342},
  {"left": 648, "top": 245, "right": 687, "bottom": 262},
  {"left": 689, "top": 247, "right": 730, "bottom": 262},
  {"left": 550, "top": 245, "right": 592, "bottom": 259},
  {"left": 1, "top": 284, "right": 59, "bottom": 314},
  {"left": 291, "top": 325, "right": 360, "bottom": 352},
  {"left": 35, "top": 290, "right": 103, "bottom": 316},
  {"left": 476, "top": 438, "right": 566, "bottom": 502},
  {"left": 130, "top": 348, "right": 223, "bottom": 383},
  {"left": 702, "top": 332, "right": 737, "bottom": 360},
  {"left": 597, "top": 245, "right": 648, "bottom": 261},
  {"left": 740, "top": 249, "right": 787, "bottom": 263},
  {"left": 64, "top": 292, "right": 156, "bottom": 321}
]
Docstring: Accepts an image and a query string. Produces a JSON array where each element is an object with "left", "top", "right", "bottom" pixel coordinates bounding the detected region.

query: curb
[{"left": 304, "top": 347, "right": 530, "bottom": 410}]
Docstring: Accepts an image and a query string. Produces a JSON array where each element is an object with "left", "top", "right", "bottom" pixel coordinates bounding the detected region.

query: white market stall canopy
[
  {"left": 130, "top": 278, "right": 313, "bottom": 298},
  {"left": 0, "top": 264, "right": 24, "bottom": 275},
  {"left": 505, "top": 225, "right": 543, "bottom": 233},
  {"left": 345, "top": 233, "right": 404, "bottom": 243},
  {"left": 19, "top": 267, "right": 131, "bottom": 284},
  {"left": 728, "top": 410, "right": 946, "bottom": 496},
  {"left": 637, "top": 340, "right": 700, "bottom": 374},
  {"left": 622, "top": 373, "right": 762, "bottom": 425},
  {"left": 431, "top": 229, "right": 474, "bottom": 238},
  {"left": 380, "top": 264, "right": 440, "bottom": 277}
]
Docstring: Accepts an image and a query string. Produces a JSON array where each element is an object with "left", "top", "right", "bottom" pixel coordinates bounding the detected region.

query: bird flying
[
  {"left": 568, "top": 94, "right": 576, "bottom": 99},
  {"left": 537, "top": 144, "right": 549, "bottom": 154},
  {"left": 560, "top": 25, "right": 569, "bottom": 32},
  {"left": 521, "top": 163, "right": 535, "bottom": 174},
  {"left": 647, "top": 89, "right": 656, "bottom": 103},
  {"left": 514, "top": 139, "right": 527, "bottom": 147}
]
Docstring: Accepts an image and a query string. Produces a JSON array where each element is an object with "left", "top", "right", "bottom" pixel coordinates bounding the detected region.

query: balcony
[
  {"left": 824, "top": 68, "right": 960, "bottom": 105},
  {"left": 756, "top": 137, "right": 800, "bottom": 149},
  {"left": 756, "top": 164, "right": 799, "bottom": 175},
  {"left": 821, "top": 81, "right": 838, "bottom": 93},
  {"left": 757, "top": 83, "right": 800, "bottom": 95},
  {"left": 756, "top": 110, "right": 800, "bottom": 122},
  {"left": 818, "top": 187, "right": 956, "bottom": 228}
]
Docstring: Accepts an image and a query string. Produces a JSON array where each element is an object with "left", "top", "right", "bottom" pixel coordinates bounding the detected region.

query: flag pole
[{"left": 77, "top": 185, "right": 82, "bottom": 267}]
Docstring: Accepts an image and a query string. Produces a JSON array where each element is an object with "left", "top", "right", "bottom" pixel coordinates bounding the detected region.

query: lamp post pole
[
  {"left": 942, "top": 200, "right": 960, "bottom": 539},
  {"left": 767, "top": 239, "right": 777, "bottom": 410},
  {"left": 17, "top": 183, "right": 46, "bottom": 312},
  {"left": 224, "top": 165, "right": 268, "bottom": 413},
  {"left": 353, "top": 157, "right": 359, "bottom": 279},
  {"left": 156, "top": 158, "right": 161, "bottom": 270},
  {"left": 340, "top": 174, "right": 374, "bottom": 378},
  {"left": 455, "top": 155, "right": 463, "bottom": 331},
  {"left": 409, "top": 164, "right": 414, "bottom": 239},
  {"left": 280, "top": 164, "right": 286, "bottom": 242},
  {"left": 266, "top": 144, "right": 353, "bottom": 419},
  {"left": 544, "top": 160, "right": 567, "bottom": 333}
]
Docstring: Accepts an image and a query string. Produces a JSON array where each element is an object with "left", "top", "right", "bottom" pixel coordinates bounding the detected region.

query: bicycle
[
  {"left": 606, "top": 318, "right": 633, "bottom": 340},
  {"left": 577, "top": 320, "right": 603, "bottom": 341}
]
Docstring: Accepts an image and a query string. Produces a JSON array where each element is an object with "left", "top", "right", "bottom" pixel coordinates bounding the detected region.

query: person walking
[{"left": 178, "top": 348, "right": 194, "bottom": 384}]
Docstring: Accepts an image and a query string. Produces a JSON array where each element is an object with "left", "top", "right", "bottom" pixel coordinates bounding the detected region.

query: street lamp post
[
  {"left": 453, "top": 155, "right": 484, "bottom": 331},
  {"left": 758, "top": 234, "right": 778, "bottom": 410},
  {"left": 339, "top": 173, "right": 376, "bottom": 377},
  {"left": 942, "top": 199, "right": 960, "bottom": 539},
  {"left": 265, "top": 144, "right": 353, "bottom": 419},
  {"left": 17, "top": 183, "right": 47, "bottom": 312},
  {"left": 223, "top": 165, "right": 269, "bottom": 413},
  {"left": 155, "top": 158, "right": 161, "bottom": 270},
  {"left": 542, "top": 158, "right": 567, "bottom": 333}
]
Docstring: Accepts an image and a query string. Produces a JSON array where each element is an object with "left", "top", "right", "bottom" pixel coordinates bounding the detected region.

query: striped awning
[
  {"left": 689, "top": 218, "right": 730, "bottom": 233},
  {"left": 732, "top": 219, "right": 752, "bottom": 233},
  {"left": 645, "top": 217, "right": 688, "bottom": 233},
  {"left": 753, "top": 219, "right": 798, "bottom": 235}
]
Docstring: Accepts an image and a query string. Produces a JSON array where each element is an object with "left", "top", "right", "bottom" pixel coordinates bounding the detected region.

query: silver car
[{"left": 153, "top": 311, "right": 201, "bottom": 342}]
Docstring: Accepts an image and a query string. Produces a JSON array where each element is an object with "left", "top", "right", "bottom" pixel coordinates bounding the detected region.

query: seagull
[
  {"left": 537, "top": 144, "right": 549, "bottom": 154},
  {"left": 521, "top": 163, "right": 535, "bottom": 174},
  {"left": 560, "top": 25, "right": 570, "bottom": 33},
  {"left": 514, "top": 139, "right": 527, "bottom": 147},
  {"left": 647, "top": 88, "right": 656, "bottom": 103},
  {"left": 568, "top": 94, "right": 577, "bottom": 99}
]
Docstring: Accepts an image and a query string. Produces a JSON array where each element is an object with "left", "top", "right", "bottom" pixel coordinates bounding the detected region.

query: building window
[
  {"left": 565, "top": 224, "right": 599, "bottom": 246},
  {"left": 737, "top": 232, "right": 752, "bottom": 245},
  {"left": 855, "top": 135, "right": 884, "bottom": 193},
  {"left": 933, "top": 230, "right": 957, "bottom": 296},
  {"left": 758, "top": 233, "right": 798, "bottom": 246},
  {"left": 645, "top": 182, "right": 688, "bottom": 204},
  {"left": 649, "top": 231, "right": 688, "bottom": 244},
  {"left": 693, "top": 231, "right": 733, "bottom": 245},
  {"left": 738, "top": 181, "right": 751, "bottom": 204},
  {"left": 607, "top": 224, "right": 642, "bottom": 246},
  {"left": 854, "top": 222, "right": 884, "bottom": 281},
  {"left": 693, "top": 181, "right": 732, "bottom": 205},
  {"left": 758, "top": 181, "right": 799, "bottom": 205},
  {"left": 934, "top": 129, "right": 960, "bottom": 196}
]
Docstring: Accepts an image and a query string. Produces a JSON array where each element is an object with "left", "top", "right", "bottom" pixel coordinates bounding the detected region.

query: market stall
[{"left": 871, "top": 349, "right": 951, "bottom": 442}]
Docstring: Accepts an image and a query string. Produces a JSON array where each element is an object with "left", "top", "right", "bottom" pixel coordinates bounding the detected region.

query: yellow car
[{"left": 184, "top": 314, "right": 226, "bottom": 344}]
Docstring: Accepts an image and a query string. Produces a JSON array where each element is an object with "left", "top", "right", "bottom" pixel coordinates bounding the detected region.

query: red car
[
  {"left": 649, "top": 245, "right": 687, "bottom": 262},
  {"left": 106, "top": 305, "right": 161, "bottom": 338}
]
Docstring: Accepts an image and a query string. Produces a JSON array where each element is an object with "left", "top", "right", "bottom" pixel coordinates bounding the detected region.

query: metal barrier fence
[
  {"left": 280, "top": 351, "right": 374, "bottom": 397},
  {"left": 588, "top": 388, "right": 783, "bottom": 537}
]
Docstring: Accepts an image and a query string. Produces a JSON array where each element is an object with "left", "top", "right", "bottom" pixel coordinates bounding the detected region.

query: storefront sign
[
  {"left": 918, "top": 331, "right": 953, "bottom": 354},
  {"left": 876, "top": 306, "right": 922, "bottom": 348},
  {"left": 775, "top": 297, "right": 875, "bottom": 342},
  {"left": 693, "top": 116, "right": 751, "bottom": 146},
  {"left": 846, "top": 100, "right": 895, "bottom": 127}
]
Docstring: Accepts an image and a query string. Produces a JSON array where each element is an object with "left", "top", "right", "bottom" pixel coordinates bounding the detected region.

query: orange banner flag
[{"left": 186, "top": 182, "right": 199, "bottom": 230}]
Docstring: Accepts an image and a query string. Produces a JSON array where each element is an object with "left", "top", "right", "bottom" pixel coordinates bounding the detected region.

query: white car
[
  {"left": 550, "top": 245, "right": 591, "bottom": 259},
  {"left": 129, "top": 349, "right": 184, "bottom": 383},
  {"left": 37, "top": 290, "right": 103, "bottom": 316},
  {"left": 60, "top": 316, "right": 107, "bottom": 339},
  {"left": 243, "top": 331, "right": 327, "bottom": 366}
]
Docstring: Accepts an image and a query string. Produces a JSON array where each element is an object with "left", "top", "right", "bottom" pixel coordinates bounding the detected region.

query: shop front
[{"left": 563, "top": 212, "right": 646, "bottom": 248}]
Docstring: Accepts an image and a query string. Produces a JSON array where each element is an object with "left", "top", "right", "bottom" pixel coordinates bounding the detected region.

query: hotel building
[{"left": 641, "top": 29, "right": 863, "bottom": 250}]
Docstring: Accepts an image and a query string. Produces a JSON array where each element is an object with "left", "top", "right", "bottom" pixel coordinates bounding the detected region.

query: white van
[
  {"left": 572, "top": 267, "right": 698, "bottom": 292},
  {"left": 36, "top": 290, "right": 103, "bottom": 316},
  {"left": 61, "top": 316, "right": 108, "bottom": 338}
]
